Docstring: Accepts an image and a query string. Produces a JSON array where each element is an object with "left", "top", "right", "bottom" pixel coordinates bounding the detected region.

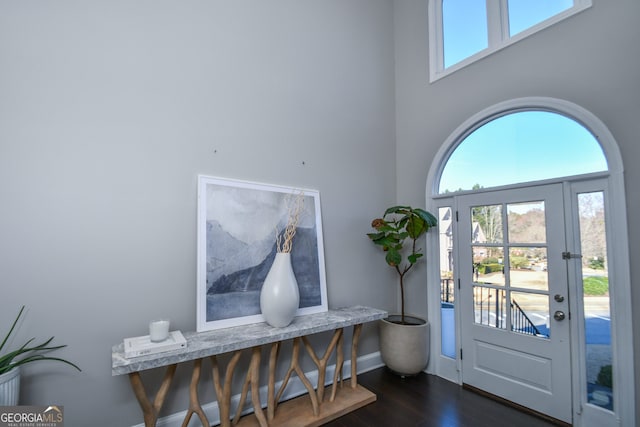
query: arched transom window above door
[{"left": 438, "top": 110, "right": 608, "bottom": 194}]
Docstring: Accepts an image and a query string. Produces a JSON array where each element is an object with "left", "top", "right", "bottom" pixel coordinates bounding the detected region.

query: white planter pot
[
  {"left": 379, "top": 315, "right": 430, "bottom": 376},
  {"left": 260, "top": 253, "right": 300, "bottom": 328},
  {"left": 0, "top": 367, "right": 20, "bottom": 406}
]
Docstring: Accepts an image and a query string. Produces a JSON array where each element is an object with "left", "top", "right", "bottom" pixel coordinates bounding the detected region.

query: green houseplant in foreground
[
  {"left": 367, "top": 205, "right": 437, "bottom": 324},
  {"left": 1, "top": 305, "right": 80, "bottom": 375},
  {"left": 0, "top": 306, "right": 80, "bottom": 406},
  {"left": 1, "top": 306, "right": 80, "bottom": 405}
]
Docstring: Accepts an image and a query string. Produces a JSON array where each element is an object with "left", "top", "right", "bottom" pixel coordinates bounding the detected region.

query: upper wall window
[
  {"left": 429, "top": 0, "right": 592, "bottom": 81},
  {"left": 438, "top": 110, "right": 607, "bottom": 194}
]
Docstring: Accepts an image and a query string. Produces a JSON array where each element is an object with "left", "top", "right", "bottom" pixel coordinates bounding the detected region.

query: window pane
[
  {"left": 442, "top": 0, "right": 488, "bottom": 67},
  {"left": 432, "top": 0, "right": 591, "bottom": 80},
  {"left": 507, "top": 201, "right": 546, "bottom": 243},
  {"left": 439, "top": 111, "right": 608, "bottom": 194},
  {"left": 473, "top": 246, "right": 505, "bottom": 286},
  {"left": 508, "top": 0, "right": 574, "bottom": 36},
  {"left": 578, "top": 192, "right": 613, "bottom": 410},
  {"left": 474, "top": 286, "right": 506, "bottom": 329},
  {"left": 509, "top": 247, "right": 548, "bottom": 291},
  {"left": 511, "top": 291, "right": 550, "bottom": 338},
  {"left": 471, "top": 204, "right": 503, "bottom": 243},
  {"left": 439, "top": 207, "right": 456, "bottom": 359}
]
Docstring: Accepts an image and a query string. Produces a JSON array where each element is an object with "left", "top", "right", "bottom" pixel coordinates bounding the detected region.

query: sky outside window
[
  {"left": 508, "top": 0, "right": 574, "bottom": 36},
  {"left": 439, "top": 111, "right": 608, "bottom": 193},
  {"left": 442, "top": 0, "right": 488, "bottom": 68}
]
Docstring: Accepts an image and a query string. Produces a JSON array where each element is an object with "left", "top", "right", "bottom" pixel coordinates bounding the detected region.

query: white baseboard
[{"left": 132, "top": 351, "right": 384, "bottom": 427}]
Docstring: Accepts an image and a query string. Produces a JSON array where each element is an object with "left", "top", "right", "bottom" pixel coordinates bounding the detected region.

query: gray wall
[
  {"left": 394, "top": 0, "right": 640, "bottom": 421},
  {"left": 2, "top": 0, "right": 639, "bottom": 425},
  {"left": 0, "top": 1, "right": 397, "bottom": 425}
]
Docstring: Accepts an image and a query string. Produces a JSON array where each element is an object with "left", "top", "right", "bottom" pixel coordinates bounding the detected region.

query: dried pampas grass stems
[{"left": 276, "top": 191, "right": 305, "bottom": 253}]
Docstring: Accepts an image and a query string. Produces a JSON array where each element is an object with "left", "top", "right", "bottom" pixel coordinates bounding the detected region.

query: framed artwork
[{"left": 196, "top": 175, "right": 328, "bottom": 332}]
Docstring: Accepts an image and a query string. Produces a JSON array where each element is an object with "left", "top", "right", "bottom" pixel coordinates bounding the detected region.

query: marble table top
[{"left": 112, "top": 306, "right": 387, "bottom": 376}]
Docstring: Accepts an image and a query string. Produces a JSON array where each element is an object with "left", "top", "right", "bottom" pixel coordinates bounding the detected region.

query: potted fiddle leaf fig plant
[
  {"left": 0, "top": 306, "right": 81, "bottom": 405},
  {"left": 367, "top": 205, "right": 437, "bottom": 376}
]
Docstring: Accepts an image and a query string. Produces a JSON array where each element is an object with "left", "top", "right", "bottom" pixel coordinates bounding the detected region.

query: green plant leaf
[
  {"left": 372, "top": 234, "right": 400, "bottom": 247},
  {"left": 385, "top": 249, "right": 402, "bottom": 267},
  {"left": 1, "top": 306, "right": 25, "bottom": 354},
  {"left": 366, "top": 232, "right": 385, "bottom": 241},
  {"left": 406, "top": 215, "right": 427, "bottom": 238},
  {"left": 408, "top": 253, "right": 423, "bottom": 264},
  {"left": 397, "top": 217, "right": 409, "bottom": 229},
  {"left": 377, "top": 224, "right": 397, "bottom": 233},
  {"left": 414, "top": 208, "right": 438, "bottom": 227},
  {"left": 384, "top": 205, "right": 410, "bottom": 216},
  {"left": 8, "top": 355, "right": 81, "bottom": 372}
]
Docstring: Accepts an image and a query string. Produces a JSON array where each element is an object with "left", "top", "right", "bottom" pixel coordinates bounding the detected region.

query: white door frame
[{"left": 424, "top": 97, "right": 635, "bottom": 426}]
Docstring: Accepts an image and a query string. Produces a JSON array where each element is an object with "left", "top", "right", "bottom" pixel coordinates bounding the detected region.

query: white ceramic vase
[
  {"left": 260, "top": 253, "right": 300, "bottom": 328},
  {"left": 0, "top": 367, "right": 20, "bottom": 406}
]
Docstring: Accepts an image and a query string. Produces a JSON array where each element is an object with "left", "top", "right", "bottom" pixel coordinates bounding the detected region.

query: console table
[{"left": 112, "top": 306, "right": 387, "bottom": 427}]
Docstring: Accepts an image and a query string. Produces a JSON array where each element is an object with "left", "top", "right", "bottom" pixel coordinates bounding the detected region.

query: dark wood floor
[{"left": 324, "top": 367, "right": 560, "bottom": 427}]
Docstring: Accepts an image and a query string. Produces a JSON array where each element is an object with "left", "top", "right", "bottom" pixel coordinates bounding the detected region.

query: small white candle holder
[{"left": 149, "top": 319, "right": 170, "bottom": 342}]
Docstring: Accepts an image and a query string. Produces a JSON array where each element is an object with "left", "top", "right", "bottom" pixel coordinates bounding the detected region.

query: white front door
[{"left": 458, "top": 183, "right": 572, "bottom": 423}]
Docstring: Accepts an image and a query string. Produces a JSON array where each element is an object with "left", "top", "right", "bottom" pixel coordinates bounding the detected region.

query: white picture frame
[{"left": 196, "top": 175, "right": 328, "bottom": 332}]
